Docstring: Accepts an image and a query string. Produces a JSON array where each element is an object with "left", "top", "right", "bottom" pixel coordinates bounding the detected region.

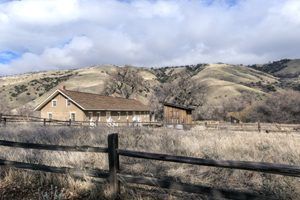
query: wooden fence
[
  {"left": 2, "top": 114, "right": 299, "bottom": 132},
  {"left": 0, "top": 114, "right": 163, "bottom": 128},
  {"left": 199, "top": 120, "right": 300, "bottom": 133},
  {"left": 0, "top": 133, "right": 300, "bottom": 199}
]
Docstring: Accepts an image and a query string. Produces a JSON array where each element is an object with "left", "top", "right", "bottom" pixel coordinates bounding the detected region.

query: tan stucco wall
[
  {"left": 40, "top": 93, "right": 150, "bottom": 122},
  {"left": 40, "top": 93, "right": 86, "bottom": 121}
]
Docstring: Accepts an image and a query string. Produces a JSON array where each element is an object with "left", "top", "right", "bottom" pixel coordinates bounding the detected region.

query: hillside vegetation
[
  {"left": 0, "top": 59, "right": 299, "bottom": 121},
  {"left": 249, "top": 59, "right": 300, "bottom": 78}
]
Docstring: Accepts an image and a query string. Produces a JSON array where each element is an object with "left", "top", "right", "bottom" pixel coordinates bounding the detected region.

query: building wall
[
  {"left": 40, "top": 93, "right": 150, "bottom": 122},
  {"left": 40, "top": 93, "right": 86, "bottom": 121},
  {"left": 84, "top": 110, "right": 150, "bottom": 124},
  {"left": 163, "top": 105, "right": 192, "bottom": 124}
]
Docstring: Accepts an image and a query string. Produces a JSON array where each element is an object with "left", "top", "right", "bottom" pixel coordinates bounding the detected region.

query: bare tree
[
  {"left": 196, "top": 93, "right": 257, "bottom": 121},
  {"left": 151, "top": 72, "right": 207, "bottom": 120},
  {"left": 15, "top": 104, "right": 35, "bottom": 116},
  {"left": 104, "top": 66, "right": 147, "bottom": 99},
  {"left": 246, "top": 90, "right": 300, "bottom": 123}
]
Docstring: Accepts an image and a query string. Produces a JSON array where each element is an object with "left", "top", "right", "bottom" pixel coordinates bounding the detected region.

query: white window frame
[
  {"left": 88, "top": 112, "right": 93, "bottom": 121},
  {"left": 97, "top": 112, "right": 101, "bottom": 122},
  {"left": 106, "top": 111, "right": 111, "bottom": 119},
  {"left": 47, "top": 112, "right": 53, "bottom": 120},
  {"left": 52, "top": 99, "right": 57, "bottom": 107},
  {"left": 66, "top": 99, "right": 71, "bottom": 107},
  {"left": 70, "top": 112, "right": 76, "bottom": 121}
]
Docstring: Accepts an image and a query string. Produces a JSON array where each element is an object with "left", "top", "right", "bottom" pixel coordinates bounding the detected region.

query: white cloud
[
  {"left": 281, "top": 0, "right": 300, "bottom": 24},
  {"left": 5, "top": 0, "right": 80, "bottom": 25},
  {"left": 0, "top": 0, "right": 300, "bottom": 75},
  {"left": 0, "top": 36, "right": 94, "bottom": 74}
]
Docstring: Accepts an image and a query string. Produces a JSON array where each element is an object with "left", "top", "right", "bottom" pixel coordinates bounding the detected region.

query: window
[
  {"left": 70, "top": 113, "right": 76, "bottom": 121},
  {"left": 106, "top": 111, "right": 111, "bottom": 119},
  {"left": 97, "top": 112, "right": 101, "bottom": 122},
  {"left": 48, "top": 113, "right": 52, "bottom": 120},
  {"left": 52, "top": 100, "right": 57, "bottom": 107},
  {"left": 88, "top": 112, "right": 93, "bottom": 121},
  {"left": 66, "top": 99, "right": 71, "bottom": 106}
]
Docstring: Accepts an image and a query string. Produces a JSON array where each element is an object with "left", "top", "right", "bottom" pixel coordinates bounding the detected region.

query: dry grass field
[{"left": 0, "top": 125, "right": 299, "bottom": 199}]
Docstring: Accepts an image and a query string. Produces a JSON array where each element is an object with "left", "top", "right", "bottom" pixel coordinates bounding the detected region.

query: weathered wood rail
[
  {"left": 0, "top": 140, "right": 108, "bottom": 152},
  {"left": 0, "top": 159, "right": 109, "bottom": 179},
  {"left": 117, "top": 149, "right": 300, "bottom": 177},
  {"left": 0, "top": 133, "right": 299, "bottom": 199}
]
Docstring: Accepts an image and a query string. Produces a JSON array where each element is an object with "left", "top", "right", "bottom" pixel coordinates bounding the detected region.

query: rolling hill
[
  {"left": 0, "top": 59, "right": 299, "bottom": 116},
  {"left": 249, "top": 59, "right": 300, "bottom": 78}
]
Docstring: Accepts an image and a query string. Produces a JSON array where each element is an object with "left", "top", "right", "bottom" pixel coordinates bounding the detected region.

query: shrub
[{"left": 245, "top": 90, "right": 300, "bottom": 123}]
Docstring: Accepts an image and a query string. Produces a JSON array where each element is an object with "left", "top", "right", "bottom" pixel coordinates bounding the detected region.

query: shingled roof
[
  {"left": 163, "top": 102, "right": 195, "bottom": 111},
  {"left": 34, "top": 89, "right": 149, "bottom": 111}
]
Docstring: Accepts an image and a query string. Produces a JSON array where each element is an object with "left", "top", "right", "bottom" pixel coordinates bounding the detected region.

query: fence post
[
  {"left": 68, "top": 119, "right": 71, "bottom": 126},
  {"left": 0, "top": 113, "right": 2, "bottom": 123},
  {"left": 108, "top": 133, "right": 120, "bottom": 199},
  {"left": 43, "top": 118, "right": 46, "bottom": 126},
  {"left": 258, "top": 121, "right": 261, "bottom": 133}
]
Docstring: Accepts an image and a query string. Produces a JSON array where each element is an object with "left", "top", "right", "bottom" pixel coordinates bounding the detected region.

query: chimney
[{"left": 60, "top": 85, "right": 66, "bottom": 90}]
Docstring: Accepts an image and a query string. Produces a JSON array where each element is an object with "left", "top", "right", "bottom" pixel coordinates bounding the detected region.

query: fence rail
[
  {"left": 1, "top": 114, "right": 300, "bottom": 132},
  {"left": 0, "top": 159, "right": 109, "bottom": 179},
  {"left": 118, "top": 149, "right": 300, "bottom": 177},
  {"left": 198, "top": 121, "right": 300, "bottom": 132},
  {"left": 0, "top": 133, "right": 299, "bottom": 199},
  {"left": 0, "top": 140, "right": 108, "bottom": 153},
  {"left": 118, "top": 174, "right": 260, "bottom": 200},
  {"left": 0, "top": 113, "right": 163, "bottom": 128}
]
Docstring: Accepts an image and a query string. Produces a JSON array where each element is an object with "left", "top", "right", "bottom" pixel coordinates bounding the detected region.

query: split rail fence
[
  {"left": 0, "top": 114, "right": 163, "bottom": 128},
  {"left": 0, "top": 133, "right": 300, "bottom": 199},
  {"left": 1, "top": 114, "right": 300, "bottom": 132}
]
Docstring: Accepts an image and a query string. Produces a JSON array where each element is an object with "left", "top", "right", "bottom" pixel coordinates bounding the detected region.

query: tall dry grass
[{"left": 0, "top": 124, "right": 299, "bottom": 199}]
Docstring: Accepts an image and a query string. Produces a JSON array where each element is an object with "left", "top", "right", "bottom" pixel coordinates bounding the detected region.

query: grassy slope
[
  {"left": 277, "top": 59, "right": 300, "bottom": 77},
  {"left": 0, "top": 63, "right": 285, "bottom": 111},
  {"left": 191, "top": 64, "right": 277, "bottom": 104}
]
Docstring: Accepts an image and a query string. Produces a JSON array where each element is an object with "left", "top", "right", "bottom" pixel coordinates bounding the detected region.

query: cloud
[
  {"left": 0, "top": 36, "right": 93, "bottom": 74},
  {"left": 0, "top": 0, "right": 300, "bottom": 75}
]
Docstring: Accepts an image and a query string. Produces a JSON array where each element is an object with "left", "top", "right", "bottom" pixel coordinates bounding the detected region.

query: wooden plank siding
[{"left": 163, "top": 105, "right": 192, "bottom": 124}]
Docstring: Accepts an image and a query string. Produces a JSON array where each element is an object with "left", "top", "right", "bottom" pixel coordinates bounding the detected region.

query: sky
[{"left": 0, "top": 0, "right": 300, "bottom": 75}]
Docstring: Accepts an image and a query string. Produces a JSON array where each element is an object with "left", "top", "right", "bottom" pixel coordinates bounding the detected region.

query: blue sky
[
  {"left": 0, "top": 0, "right": 300, "bottom": 75},
  {"left": 0, "top": 51, "right": 20, "bottom": 64}
]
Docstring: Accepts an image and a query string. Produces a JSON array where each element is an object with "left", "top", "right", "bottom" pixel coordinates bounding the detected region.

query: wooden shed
[{"left": 163, "top": 103, "right": 194, "bottom": 125}]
